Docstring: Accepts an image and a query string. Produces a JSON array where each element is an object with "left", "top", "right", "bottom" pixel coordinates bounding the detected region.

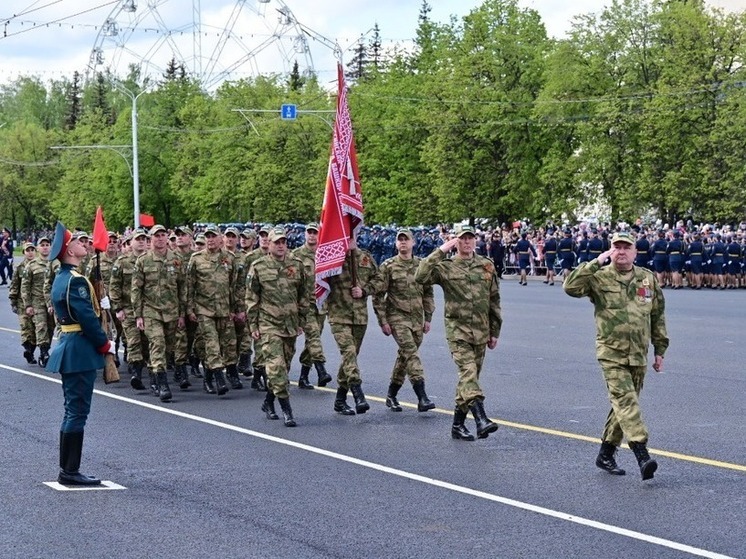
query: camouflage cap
[
  {"left": 258, "top": 224, "right": 272, "bottom": 235},
  {"left": 107, "top": 230, "right": 118, "bottom": 238},
  {"left": 305, "top": 222, "right": 320, "bottom": 232},
  {"left": 174, "top": 225, "right": 193, "bottom": 236},
  {"left": 240, "top": 228, "right": 257, "bottom": 239},
  {"left": 611, "top": 231, "right": 634, "bottom": 245},
  {"left": 203, "top": 225, "right": 220, "bottom": 236},
  {"left": 455, "top": 225, "right": 476, "bottom": 238},
  {"left": 37, "top": 235, "right": 51, "bottom": 244},
  {"left": 71, "top": 230, "right": 89, "bottom": 241},
  {"left": 131, "top": 228, "right": 149, "bottom": 240},
  {"left": 268, "top": 227, "right": 287, "bottom": 243},
  {"left": 224, "top": 226, "right": 239, "bottom": 237},
  {"left": 195, "top": 234, "right": 206, "bottom": 245},
  {"left": 149, "top": 224, "right": 167, "bottom": 236},
  {"left": 396, "top": 228, "right": 413, "bottom": 240},
  {"left": 23, "top": 242, "right": 36, "bottom": 251}
]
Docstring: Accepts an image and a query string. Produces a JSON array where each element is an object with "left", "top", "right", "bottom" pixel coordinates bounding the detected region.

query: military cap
[
  {"left": 23, "top": 242, "right": 36, "bottom": 251},
  {"left": 611, "top": 231, "right": 634, "bottom": 245},
  {"left": 49, "top": 222, "right": 72, "bottom": 261},
  {"left": 37, "top": 235, "right": 51, "bottom": 244},
  {"left": 241, "top": 228, "right": 257, "bottom": 239},
  {"left": 169, "top": 232, "right": 177, "bottom": 240},
  {"left": 174, "top": 225, "right": 193, "bottom": 236},
  {"left": 203, "top": 225, "right": 220, "bottom": 236},
  {"left": 258, "top": 224, "right": 272, "bottom": 235},
  {"left": 131, "top": 228, "right": 149, "bottom": 239},
  {"left": 108, "top": 230, "right": 117, "bottom": 238},
  {"left": 224, "top": 226, "right": 239, "bottom": 237},
  {"left": 268, "top": 227, "right": 287, "bottom": 243},
  {"left": 195, "top": 234, "right": 206, "bottom": 245},
  {"left": 72, "top": 230, "right": 89, "bottom": 241},
  {"left": 396, "top": 228, "right": 413, "bottom": 240},
  {"left": 305, "top": 222, "right": 320, "bottom": 232},
  {"left": 149, "top": 224, "right": 167, "bottom": 236},
  {"left": 455, "top": 225, "right": 476, "bottom": 238}
]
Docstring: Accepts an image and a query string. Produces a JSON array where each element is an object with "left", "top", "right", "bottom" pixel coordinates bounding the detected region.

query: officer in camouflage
[
  {"left": 415, "top": 225, "right": 501, "bottom": 441},
  {"left": 564, "top": 230, "right": 669, "bottom": 481},
  {"left": 10, "top": 242, "right": 38, "bottom": 364},
  {"left": 373, "top": 228, "right": 436, "bottom": 413},
  {"left": 22, "top": 237, "right": 55, "bottom": 367},
  {"left": 291, "top": 222, "right": 332, "bottom": 389},
  {"left": 246, "top": 227, "right": 308, "bottom": 427},
  {"left": 131, "top": 224, "right": 187, "bottom": 402}
]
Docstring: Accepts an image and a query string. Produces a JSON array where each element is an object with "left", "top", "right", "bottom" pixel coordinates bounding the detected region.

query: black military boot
[
  {"left": 155, "top": 371, "right": 172, "bottom": 402},
  {"left": 149, "top": 372, "right": 159, "bottom": 397},
  {"left": 278, "top": 397, "right": 297, "bottom": 427},
  {"left": 38, "top": 343, "right": 50, "bottom": 368},
  {"left": 350, "top": 384, "right": 370, "bottom": 414},
  {"left": 451, "top": 408, "right": 475, "bottom": 441},
  {"left": 129, "top": 361, "right": 145, "bottom": 390},
  {"left": 298, "top": 365, "right": 314, "bottom": 390},
  {"left": 629, "top": 441, "right": 658, "bottom": 480},
  {"left": 261, "top": 392, "right": 279, "bottom": 420},
  {"left": 333, "top": 387, "right": 356, "bottom": 416},
  {"left": 58, "top": 431, "right": 101, "bottom": 486},
  {"left": 314, "top": 362, "right": 332, "bottom": 387},
  {"left": 226, "top": 364, "right": 243, "bottom": 390},
  {"left": 189, "top": 355, "right": 203, "bottom": 378},
  {"left": 213, "top": 368, "right": 229, "bottom": 396},
  {"left": 203, "top": 369, "right": 217, "bottom": 394},
  {"left": 412, "top": 379, "right": 435, "bottom": 412},
  {"left": 22, "top": 342, "right": 37, "bottom": 365},
  {"left": 386, "top": 383, "right": 403, "bottom": 412},
  {"left": 175, "top": 364, "right": 191, "bottom": 390},
  {"left": 238, "top": 352, "right": 252, "bottom": 377},
  {"left": 596, "top": 441, "right": 626, "bottom": 475},
  {"left": 469, "top": 400, "right": 499, "bottom": 439},
  {"left": 251, "top": 366, "right": 268, "bottom": 391}
]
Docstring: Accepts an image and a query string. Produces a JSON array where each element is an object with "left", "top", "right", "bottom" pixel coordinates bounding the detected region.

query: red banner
[
  {"left": 139, "top": 213, "right": 155, "bottom": 228},
  {"left": 315, "top": 63, "right": 364, "bottom": 306},
  {"left": 92, "top": 206, "right": 108, "bottom": 252}
]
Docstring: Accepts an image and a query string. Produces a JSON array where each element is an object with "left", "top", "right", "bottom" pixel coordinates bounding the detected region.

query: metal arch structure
[{"left": 86, "top": 0, "right": 317, "bottom": 89}]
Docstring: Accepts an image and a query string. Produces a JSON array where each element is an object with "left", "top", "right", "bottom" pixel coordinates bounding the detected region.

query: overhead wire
[{"left": 2, "top": 0, "right": 117, "bottom": 39}]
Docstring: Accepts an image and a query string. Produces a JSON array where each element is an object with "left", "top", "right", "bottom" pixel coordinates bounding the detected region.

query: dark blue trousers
[{"left": 60, "top": 370, "right": 96, "bottom": 433}]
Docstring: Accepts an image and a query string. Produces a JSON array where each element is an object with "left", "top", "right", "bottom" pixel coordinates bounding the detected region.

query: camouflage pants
[
  {"left": 197, "top": 315, "right": 236, "bottom": 371},
  {"left": 389, "top": 322, "right": 425, "bottom": 385},
  {"left": 122, "top": 314, "right": 148, "bottom": 364},
  {"left": 599, "top": 360, "right": 648, "bottom": 445},
  {"left": 252, "top": 336, "right": 264, "bottom": 368},
  {"left": 31, "top": 306, "right": 54, "bottom": 347},
  {"left": 19, "top": 313, "right": 35, "bottom": 346},
  {"left": 143, "top": 317, "right": 178, "bottom": 372},
  {"left": 236, "top": 321, "right": 252, "bottom": 354},
  {"left": 260, "top": 333, "right": 297, "bottom": 399},
  {"left": 330, "top": 322, "right": 366, "bottom": 389},
  {"left": 299, "top": 311, "right": 326, "bottom": 366},
  {"left": 447, "top": 339, "right": 486, "bottom": 412},
  {"left": 174, "top": 319, "right": 197, "bottom": 365}
]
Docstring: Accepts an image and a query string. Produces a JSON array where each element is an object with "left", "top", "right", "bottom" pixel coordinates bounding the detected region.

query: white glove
[
  {"left": 100, "top": 296, "right": 111, "bottom": 310},
  {"left": 106, "top": 344, "right": 116, "bottom": 355}
]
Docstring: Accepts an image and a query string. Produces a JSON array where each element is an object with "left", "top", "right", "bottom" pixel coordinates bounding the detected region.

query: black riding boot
[
  {"left": 226, "top": 364, "right": 243, "bottom": 389},
  {"left": 333, "top": 387, "right": 355, "bottom": 416},
  {"left": 350, "top": 384, "right": 370, "bottom": 414},
  {"left": 469, "top": 400, "right": 498, "bottom": 439},
  {"left": 278, "top": 397, "right": 297, "bottom": 427},
  {"left": 596, "top": 441, "right": 626, "bottom": 475},
  {"left": 298, "top": 365, "right": 314, "bottom": 390},
  {"left": 156, "top": 371, "right": 172, "bottom": 402},
  {"left": 38, "top": 343, "right": 50, "bottom": 368},
  {"left": 412, "top": 379, "right": 435, "bottom": 412},
  {"left": 251, "top": 366, "right": 268, "bottom": 391},
  {"left": 129, "top": 361, "right": 145, "bottom": 390},
  {"left": 58, "top": 431, "right": 101, "bottom": 486},
  {"left": 629, "top": 441, "right": 658, "bottom": 480},
  {"left": 314, "top": 362, "right": 332, "bottom": 387},
  {"left": 262, "top": 392, "right": 279, "bottom": 420},
  {"left": 386, "top": 383, "right": 402, "bottom": 412},
  {"left": 22, "top": 342, "right": 37, "bottom": 365},
  {"left": 238, "top": 352, "right": 252, "bottom": 377},
  {"left": 203, "top": 368, "right": 217, "bottom": 394},
  {"left": 451, "top": 408, "right": 475, "bottom": 441}
]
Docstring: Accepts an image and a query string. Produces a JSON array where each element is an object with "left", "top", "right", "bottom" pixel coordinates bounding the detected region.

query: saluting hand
[
  {"left": 439, "top": 237, "right": 459, "bottom": 254},
  {"left": 597, "top": 248, "right": 615, "bottom": 266}
]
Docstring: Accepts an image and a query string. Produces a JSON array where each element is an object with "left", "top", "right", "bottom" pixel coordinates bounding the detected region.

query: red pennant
[
  {"left": 139, "top": 213, "right": 155, "bottom": 228},
  {"left": 92, "top": 206, "right": 108, "bottom": 252}
]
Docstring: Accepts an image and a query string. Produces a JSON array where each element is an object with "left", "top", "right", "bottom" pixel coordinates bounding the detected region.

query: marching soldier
[
  {"left": 558, "top": 229, "right": 576, "bottom": 282},
  {"left": 291, "top": 223, "right": 332, "bottom": 389},
  {"left": 243, "top": 225, "right": 272, "bottom": 390},
  {"left": 222, "top": 226, "right": 244, "bottom": 389},
  {"left": 10, "top": 242, "right": 38, "bottom": 364},
  {"left": 373, "top": 228, "right": 436, "bottom": 413},
  {"left": 236, "top": 228, "right": 257, "bottom": 378},
  {"left": 246, "top": 227, "right": 308, "bottom": 426},
  {"left": 21, "top": 236, "right": 55, "bottom": 367}
]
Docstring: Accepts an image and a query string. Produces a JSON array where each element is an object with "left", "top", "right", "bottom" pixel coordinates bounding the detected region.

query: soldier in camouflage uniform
[
  {"left": 235, "top": 228, "right": 257, "bottom": 378},
  {"left": 172, "top": 226, "right": 200, "bottom": 381},
  {"left": 243, "top": 225, "right": 272, "bottom": 390},
  {"left": 326, "top": 236, "right": 379, "bottom": 415},
  {"left": 86, "top": 231, "right": 123, "bottom": 363},
  {"left": 373, "top": 229, "right": 436, "bottom": 413},
  {"left": 10, "top": 243, "right": 38, "bottom": 364},
  {"left": 131, "top": 224, "right": 187, "bottom": 402},
  {"left": 186, "top": 225, "right": 242, "bottom": 396},
  {"left": 564, "top": 231, "right": 669, "bottom": 481},
  {"left": 246, "top": 227, "right": 308, "bottom": 427},
  {"left": 222, "top": 226, "right": 244, "bottom": 390},
  {"left": 22, "top": 237, "right": 55, "bottom": 367},
  {"left": 291, "top": 223, "right": 332, "bottom": 389},
  {"left": 110, "top": 229, "right": 150, "bottom": 390},
  {"left": 415, "top": 225, "right": 501, "bottom": 441}
]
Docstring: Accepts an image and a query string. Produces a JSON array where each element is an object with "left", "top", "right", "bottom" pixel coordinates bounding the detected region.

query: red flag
[
  {"left": 139, "top": 213, "right": 155, "bottom": 228},
  {"left": 92, "top": 206, "right": 108, "bottom": 252},
  {"left": 315, "top": 63, "right": 364, "bottom": 306}
]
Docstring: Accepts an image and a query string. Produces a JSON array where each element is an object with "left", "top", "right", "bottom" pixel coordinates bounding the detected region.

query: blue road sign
[{"left": 281, "top": 104, "right": 297, "bottom": 120}]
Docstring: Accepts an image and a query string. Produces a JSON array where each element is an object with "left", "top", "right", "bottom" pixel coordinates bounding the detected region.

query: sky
[{"left": 0, "top": 0, "right": 744, "bottom": 87}]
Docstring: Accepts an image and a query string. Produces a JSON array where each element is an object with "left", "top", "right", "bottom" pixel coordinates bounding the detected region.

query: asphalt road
[{"left": 1, "top": 278, "right": 744, "bottom": 559}]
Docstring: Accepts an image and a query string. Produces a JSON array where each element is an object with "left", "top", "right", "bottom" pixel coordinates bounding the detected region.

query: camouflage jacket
[
  {"left": 326, "top": 249, "right": 379, "bottom": 325},
  {"left": 131, "top": 249, "right": 186, "bottom": 322},
  {"left": 9, "top": 259, "right": 31, "bottom": 310},
  {"left": 291, "top": 244, "right": 325, "bottom": 316},
  {"left": 246, "top": 254, "right": 308, "bottom": 336},
  {"left": 21, "top": 255, "right": 48, "bottom": 308},
  {"left": 563, "top": 261, "right": 669, "bottom": 366},
  {"left": 372, "top": 255, "right": 435, "bottom": 328},
  {"left": 415, "top": 250, "right": 502, "bottom": 344},
  {"left": 109, "top": 252, "right": 140, "bottom": 312},
  {"left": 43, "top": 259, "right": 60, "bottom": 309},
  {"left": 86, "top": 252, "right": 117, "bottom": 290},
  {"left": 187, "top": 248, "right": 237, "bottom": 318}
]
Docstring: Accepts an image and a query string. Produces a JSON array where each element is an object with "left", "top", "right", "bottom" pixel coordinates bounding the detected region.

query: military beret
[{"left": 268, "top": 227, "right": 287, "bottom": 243}]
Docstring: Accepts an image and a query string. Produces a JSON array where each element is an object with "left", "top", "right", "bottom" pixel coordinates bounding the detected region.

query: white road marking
[
  {"left": 2, "top": 364, "right": 736, "bottom": 559},
  {"left": 44, "top": 480, "right": 126, "bottom": 491}
]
